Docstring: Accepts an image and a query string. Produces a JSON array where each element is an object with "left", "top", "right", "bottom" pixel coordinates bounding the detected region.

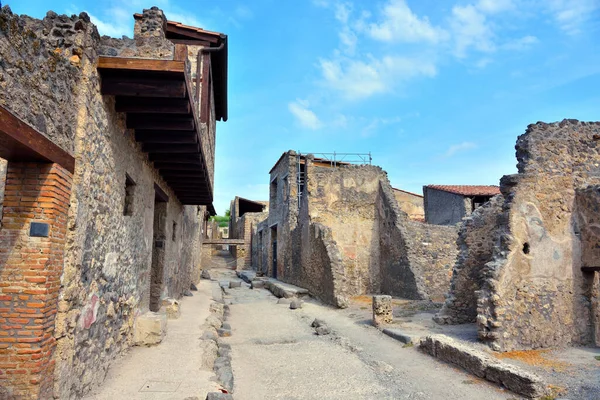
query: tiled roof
[{"left": 425, "top": 185, "right": 500, "bottom": 196}]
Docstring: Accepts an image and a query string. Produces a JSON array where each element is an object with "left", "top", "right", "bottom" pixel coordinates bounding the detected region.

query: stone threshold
[{"left": 418, "top": 334, "right": 548, "bottom": 399}]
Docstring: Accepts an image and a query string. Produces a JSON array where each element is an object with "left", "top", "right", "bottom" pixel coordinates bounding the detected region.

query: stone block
[
  {"left": 201, "top": 270, "right": 211, "bottom": 279},
  {"left": 162, "top": 298, "right": 180, "bottom": 320},
  {"left": 206, "top": 393, "right": 233, "bottom": 400},
  {"left": 251, "top": 280, "right": 265, "bottom": 289},
  {"left": 134, "top": 311, "right": 167, "bottom": 346},
  {"left": 418, "top": 335, "right": 547, "bottom": 398},
  {"left": 372, "top": 295, "right": 393, "bottom": 327},
  {"left": 229, "top": 280, "right": 242, "bottom": 288},
  {"left": 290, "top": 299, "right": 303, "bottom": 309}
]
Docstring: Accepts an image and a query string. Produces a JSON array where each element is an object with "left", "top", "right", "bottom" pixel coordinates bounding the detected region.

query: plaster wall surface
[
  {"left": 478, "top": 120, "right": 600, "bottom": 351},
  {"left": 393, "top": 189, "right": 424, "bottom": 221}
]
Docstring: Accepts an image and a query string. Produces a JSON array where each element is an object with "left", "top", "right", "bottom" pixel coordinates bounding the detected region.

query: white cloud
[
  {"left": 476, "top": 0, "right": 514, "bottom": 14},
  {"left": 366, "top": 0, "right": 448, "bottom": 43},
  {"left": 445, "top": 142, "right": 477, "bottom": 157},
  {"left": 450, "top": 4, "right": 495, "bottom": 58},
  {"left": 288, "top": 100, "right": 323, "bottom": 130},
  {"left": 546, "top": 0, "right": 600, "bottom": 35},
  {"left": 503, "top": 35, "right": 539, "bottom": 51},
  {"left": 88, "top": 11, "right": 131, "bottom": 37},
  {"left": 319, "top": 55, "right": 437, "bottom": 100}
]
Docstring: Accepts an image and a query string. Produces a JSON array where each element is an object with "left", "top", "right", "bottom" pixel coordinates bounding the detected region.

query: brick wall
[{"left": 0, "top": 162, "right": 72, "bottom": 399}]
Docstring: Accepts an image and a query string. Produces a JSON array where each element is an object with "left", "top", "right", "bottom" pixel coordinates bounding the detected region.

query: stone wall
[
  {"left": 393, "top": 188, "right": 424, "bottom": 221},
  {"left": 478, "top": 120, "right": 600, "bottom": 351},
  {"left": 302, "top": 163, "right": 383, "bottom": 299},
  {"left": 378, "top": 179, "right": 459, "bottom": 301},
  {"left": 424, "top": 187, "right": 469, "bottom": 225},
  {"left": 575, "top": 186, "right": 600, "bottom": 346},
  {"left": 0, "top": 7, "right": 207, "bottom": 398},
  {"left": 0, "top": 157, "right": 6, "bottom": 226},
  {"left": 435, "top": 195, "right": 503, "bottom": 324}
]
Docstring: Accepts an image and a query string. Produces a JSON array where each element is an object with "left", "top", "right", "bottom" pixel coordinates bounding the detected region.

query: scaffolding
[{"left": 296, "top": 152, "right": 372, "bottom": 208}]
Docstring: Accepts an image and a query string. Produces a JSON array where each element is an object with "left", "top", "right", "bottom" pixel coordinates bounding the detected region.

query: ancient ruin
[
  {"left": 436, "top": 120, "right": 600, "bottom": 353},
  {"left": 0, "top": 6, "right": 227, "bottom": 398},
  {"left": 0, "top": 3, "right": 599, "bottom": 400},
  {"left": 251, "top": 151, "right": 458, "bottom": 307}
]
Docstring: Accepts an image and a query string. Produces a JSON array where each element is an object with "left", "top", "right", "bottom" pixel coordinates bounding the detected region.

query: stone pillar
[
  {"left": 0, "top": 162, "right": 72, "bottom": 399},
  {"left": 134, "top": 7, "right": 168, "bottom": 39},
  {"left": 372, "top": 295, "right": 393, "bottom": 327}
]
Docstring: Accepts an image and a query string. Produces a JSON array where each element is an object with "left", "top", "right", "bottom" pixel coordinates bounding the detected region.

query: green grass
[{"left": 595, "top": 356, "right": 600, "bottom": 361}]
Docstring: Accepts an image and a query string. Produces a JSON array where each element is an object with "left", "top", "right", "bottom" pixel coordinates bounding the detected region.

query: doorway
[
  {"left": 150, "top": 197, "right": 168, "bottom": 312},
  {"left": 271, "top": 225, "right": 278, "bottom": 279}
]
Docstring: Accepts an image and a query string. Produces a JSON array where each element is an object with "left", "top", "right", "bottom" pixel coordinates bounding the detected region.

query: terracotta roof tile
[{"left": 425, "top": 185, "right": 500, "bottom": 196}]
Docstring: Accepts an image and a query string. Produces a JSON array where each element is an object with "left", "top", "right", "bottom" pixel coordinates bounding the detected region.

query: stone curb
[
  {"left": 382, "top": 328, "right": 414, "bottom": 345},
  {"left": 419, "top": 335, "right": 548, "bottom": 399}
]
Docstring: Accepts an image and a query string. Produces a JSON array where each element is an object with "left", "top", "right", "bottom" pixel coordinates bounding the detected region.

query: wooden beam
[
  {"left": 135, "top": 130, "right": 197, "bottom": 144},
  {"left": 170, "top": 39, "right": 211, "bottom": 46},
  {"left": 0, "top": 106, "right": 75, "bottom": 173},
  {"left": 161, "top": 171, "right": 206, "bottom": 178},
  {"left": 155, "top": 163, "right": 205, "bottom": 171},
  {"left": 166, "top": 25, "right": 221, "bottom": 43},
  {"left": 127, "top": 115, "right": 194, "bottom": 131},
  {"left": 98, "top": 57, "right": 185, "bottom": 74},
  {"left": 116, "top": 97, "right": 191, "bottom": 114},
  {"left": 149, "top": 153, "right": 202, "bottom": 163},
  {"left": 101, "top": 77, "right": 187, "bottom": 98},
  {"left": 154, "top": 183, "right": 169, "bottom": 203},
  {"left": 143, "top": 143, "right": 199, "bottom": 153}
]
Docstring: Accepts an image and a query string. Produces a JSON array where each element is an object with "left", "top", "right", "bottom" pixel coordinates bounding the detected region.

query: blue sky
[{"left": 8, "top": 0, "right": 600, "bottom": 214}]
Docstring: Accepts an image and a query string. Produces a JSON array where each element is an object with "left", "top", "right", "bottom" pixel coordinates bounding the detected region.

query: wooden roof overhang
[
  {"left": 97, "top": 56, "right": 212, "bottom": 205},
  {"left": 133, "top": 14, "right": 228, "bottom": 122},
  {"left": 0, "top": 106, "right": 75, "bottom": 173}
]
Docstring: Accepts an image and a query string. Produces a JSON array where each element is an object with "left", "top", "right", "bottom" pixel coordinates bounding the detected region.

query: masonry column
[{"left": 0, "top": 162, "right": 72, "bottom": 399}]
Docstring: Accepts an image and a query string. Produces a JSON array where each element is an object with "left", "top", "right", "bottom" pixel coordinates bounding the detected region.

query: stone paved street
[{"left": 209, "top": 262, "right": 516, "bottom": 400}]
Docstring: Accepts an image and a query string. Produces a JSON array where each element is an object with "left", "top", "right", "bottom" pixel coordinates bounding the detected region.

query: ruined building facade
[
  {"left": 0, "top": 7, "right": 227, "bottom": 399},
  {"left": 228, "top": 196, "right": 267, "bottom": 269},
  {"left": 252, "top": 151, "right": 458, "bottom": 307},
  {"left": 436, "top": 120, "right": 600, "bottom": 352}
]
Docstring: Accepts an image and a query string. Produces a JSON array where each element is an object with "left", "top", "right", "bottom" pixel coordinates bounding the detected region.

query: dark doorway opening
[
  {"left": 150, "top": 191, "right": 168, "bottom": 312},
  {"left": 271, "top": 225, "right": 278, "bottom": 279}
]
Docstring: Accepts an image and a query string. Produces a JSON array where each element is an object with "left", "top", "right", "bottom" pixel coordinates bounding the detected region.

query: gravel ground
[{"left": 210, "top": 266, "right": 518, "bottom": 400}]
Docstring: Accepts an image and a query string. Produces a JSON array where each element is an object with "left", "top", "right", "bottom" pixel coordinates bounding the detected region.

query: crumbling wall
[
  {"left": 407, "top": 221, "right": 459, "bottom": 302},
  {"left": 0, "top": 7, "right": 204, "bottom": 398},
  {"left": 303, "top": 163, "right": 383, "bottom": 299},
  {"left": 478, "top": 120, "right": 600, "bottom": 351},
  {"left": 574, "top": 186, "right": 600, "bottom": 346},
  {"left": 378, "top": 180, "right": 459, "bottom": 300},
  {"left": 435, "top": 195, "right": 503, "bottom": 324}
]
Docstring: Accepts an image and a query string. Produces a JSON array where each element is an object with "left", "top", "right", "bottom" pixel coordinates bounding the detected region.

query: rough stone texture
[
  {"left": 419, "top": 335, "right": 547, "bottom": 398},
  {"left": 478, "top": 120, "right": 600, "bottom": 351},
  {"left": 0, "top": 7, "right": 213, "bottom": 399},
  {"left": 0, "top": 158, "right": 6, "bottom": 226},
  {"left": 206, "top": 393, "right": 233, "bottom": 400},
  {"left": 372, "top": 295, "right": 393, "bottom": 327},
  {"left": 252, "top": 151, "right": 458, "bottom": 307},
  {"left": 435, "top": 195, "right": 503, "bottom": 325},
  {"left": 290, "top": 299, "right": 303, "bottom": 309},
  {"left": 133, "top": 311, "right": 167, "bottom": 345},
  {"left": 377, "top": 179, "right": 459, "bottom": 301},
  {"left": 250, "top": 280, "right": 264, "bottom": 289}
]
